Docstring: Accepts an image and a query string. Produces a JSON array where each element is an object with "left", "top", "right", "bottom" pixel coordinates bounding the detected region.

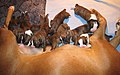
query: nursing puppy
[
  {"left": 8, "top": 16, "right": 18, "bottom": 31},
  {"left": 12, "top": 28, "right": 25, "bottom": 43},
  {"left": 50, "top": 9, "right": 70, "bottom": 35},
  {"left": 74, "top": 4, "right": 99, "bottom": 32},
  {"left": 48, "top": 23, "right": 70, "bottom": 50},
  {"left": 29, "top": 29, "right": 47, "bottom": 51},
  {"left": 22, "top": 29, "right": 33, "bottom": 46},
  {"left": 77, "top": 33, "right": 91, "bottom": 48},
  {"left": 66, "top": 24, "right": 93, "bottom": 45}
]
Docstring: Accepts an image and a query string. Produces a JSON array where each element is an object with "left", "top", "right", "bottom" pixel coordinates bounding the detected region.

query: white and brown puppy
[
  {"left": 23, "top": 29, "right": 34, "bottom": 47},
  {"left": 74, "top": 4, "right": 99, "bottom": 32},
  {"left": 87, "top": 14, "right": 99, "bottom": 32},
  {"left": 78, "top": 33, "right": 91, "bottom": 48}
]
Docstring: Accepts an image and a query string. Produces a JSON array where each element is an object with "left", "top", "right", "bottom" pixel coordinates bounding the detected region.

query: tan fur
[
  {"left": 0, "top": 6, "right": 120, "bottom": 75},
  {"left": 4, "top": 6, "right": 14, "bottom": 29}
]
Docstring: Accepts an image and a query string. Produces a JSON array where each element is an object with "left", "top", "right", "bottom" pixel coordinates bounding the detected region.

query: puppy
[
  {"left": 87, "top": 14, "right": 99, "bottom": 32},
  {"left": 48, "top": 32, "right": 61, "bottom": 50},
  {"left": 12, "top": 28, "right": 25, "bottom": 43},
  {"left": 74, "top": 4, "right": 92, "bottom": 21},
  {"left": 66, "top": 24, "right": 93, "bottom": 45},
  {"left": 29, "top": 29, "right": 47, "bottom": 51},
  {"left": 78, "top": 33, "right": 91, "bottom": 48},
  {"left": 57, "top": 23, "right": 70, "bottom": 44},
  {"left": 8, "top": 16, "right": 18, "bottom": 31},
  {"left": 74, "top": 4, "right": 99, "bottom": 32},
  {"left": 50, "top": 9, "right": 70, "bottom": 34},
  {"left": 47, "top": 23, "right": 70, "bottom": 50},
  {"left": 19, "top": 11, "right": 31, "bottom": 31},
  {"left": 22, "top": 29, "right": 33, "bottom": 46},
  {"left": 40, "top": 14, "right": 50, "bottom": 34}
]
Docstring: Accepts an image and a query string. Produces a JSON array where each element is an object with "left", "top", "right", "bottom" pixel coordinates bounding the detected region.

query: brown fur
[
  {"left": 38, "top": 14, "right": 50, "bottom": 35},
  {"left": 30, "top": 24, "right": 40, "bottom": 33},
  {"left": 0, "top": 6, "right": 120, "bottom": 75},
  {"left": 47, "top": 23, "right": 70, "bottom": 50},
  {"left": 50, "top": 9, "right": 70, "bottom": 34},
  {"left": 19, "top": 11, "right": 31, "bottom": 31},
  {"left": 66, "top": 24, "right": 92, "bottom": 45},
  {"left": 30, "top": 29, "right": 47, "bottom": 49},
  {"left": 74, "top": 4, "right": 92, "bottom": 21}
]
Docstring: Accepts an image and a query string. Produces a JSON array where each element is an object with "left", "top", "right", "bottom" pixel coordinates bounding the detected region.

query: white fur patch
[
  {"left": 116, "top": 25, "right": 120, "bottom": 31},
  {"left": 89, "top": 14, "right": 97, "bottom": 20},
  {"left": 25, "top": 30, "right": 33, "bottom": 36},
  {"left": 80, "top": 34, "right": 90, "bottom": 43},
  {"left": 90, "top": 21, "right": 98, "bottom": 32},
  {"left": 78, "top": 39, "right": 84, "bottom": 47},
  {"left": 31, "top": 40, "right": 34, "bottom": 47}
]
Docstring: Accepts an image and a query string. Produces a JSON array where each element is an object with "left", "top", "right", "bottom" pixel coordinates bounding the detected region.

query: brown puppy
[
  {"left": 8, "top": 16, "right": 18, "bottom": 31},
  {"left": 19, "top": 11, "right": 31, "bottom": 31},
  {"left": 74, "top": 4, "right": 92, "bottom": 21},
  {"left": 46, "top": 23, "right": 70, "bottom": 50},
  {"left": 50, "top": 9, "right": 70, "bottom": 34},
  {"left": 40, "top": 14, "right": 50, "bottom": 34},
  {"left": 66, "top": 24, "right": 93, "bottom": 45},
  {"left": 29, "top": 29, "right": 47, "bottom": 50},
  {"left": 12, "top": 28, "right": 25, "bottom": 43},
  {"left": 47, "top": 23, "right": 70, "bottom": 50},
  {"left": 30, "top": 24, "right": 40, "bottom": 33}
]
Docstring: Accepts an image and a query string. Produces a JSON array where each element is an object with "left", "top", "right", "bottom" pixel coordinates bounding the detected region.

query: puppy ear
[
  {"left": 45, "top": 14, "right": 49, "bottom": 18},
  {"left": 40, "top": 14, "right": 44, "bottom": 24},
  {"left": 63, "top": 9, "right": 66, "bottom": 12},
  {"left": 75, "top": 4, "right": 79, "bottom": 7}
]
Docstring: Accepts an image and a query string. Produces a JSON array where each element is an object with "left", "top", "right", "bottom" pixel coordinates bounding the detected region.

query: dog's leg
[
  {"left": 4, "top": 6, "right": 15, "bottom": 29},
  {"left": 110, "top": 29, "right": 120, "bottom": 48},
  {"left": 90, "top": 9, "right": 107, "bottom": 39}
]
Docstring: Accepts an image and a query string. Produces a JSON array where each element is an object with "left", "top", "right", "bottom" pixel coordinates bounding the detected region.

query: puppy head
[
  {"left": 88, "top": 19, "right": 99, "bottom": 32},
  {"left": 33, "top": 38, "right": 41, "bottom": 48},
  {"left": 74, "top": 4, "right": 80, "bottom": 15},
  {"left": 23, "top": 30, "right": 33, "bottom": 45},
  {"left": 64, "top": 12, "right": 70, "bottom": 19},
  {"left": 60, "top": 9, "right": 70, "bottom": 18},
  {"left": 78, "top": 36, "right": 88, "bottom": 47}
]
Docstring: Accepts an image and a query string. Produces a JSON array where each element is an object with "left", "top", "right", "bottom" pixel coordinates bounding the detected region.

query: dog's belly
[
  {"left": 18, "top": 44, "right": 52, "bottom": 55},
  {"left": 18, "top": 44, "right": 44, "bottom": 55}
]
